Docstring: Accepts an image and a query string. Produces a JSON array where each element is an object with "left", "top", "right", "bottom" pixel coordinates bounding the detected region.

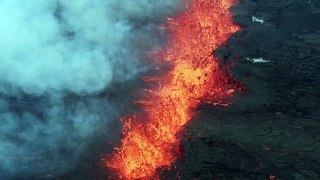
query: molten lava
[{"left": 105, "top": 0, "right": 240, "bottom": 179}]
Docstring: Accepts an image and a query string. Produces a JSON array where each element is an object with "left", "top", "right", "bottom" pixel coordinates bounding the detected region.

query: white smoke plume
[{"left": 0, "top": 0, "right": 183, "bottom": 178}]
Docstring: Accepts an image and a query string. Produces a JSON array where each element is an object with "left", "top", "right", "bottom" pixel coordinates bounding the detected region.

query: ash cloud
[{"left": 0, "top": 0, "right": 183, "bottom": 178}]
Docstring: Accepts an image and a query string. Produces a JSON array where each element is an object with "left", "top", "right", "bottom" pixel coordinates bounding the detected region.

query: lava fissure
[{"left": 105, "top": 0, "right": 240, "bottom": 179}]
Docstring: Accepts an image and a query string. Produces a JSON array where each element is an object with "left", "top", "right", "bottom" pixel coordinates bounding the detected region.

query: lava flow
[{"left": 105, "top": 0, "right": 240, "bottom": 179}]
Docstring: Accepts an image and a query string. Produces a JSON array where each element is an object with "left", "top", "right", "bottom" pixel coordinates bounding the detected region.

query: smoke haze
[{"left": 0, "top": 0, "right": 183, "bottom": 178}]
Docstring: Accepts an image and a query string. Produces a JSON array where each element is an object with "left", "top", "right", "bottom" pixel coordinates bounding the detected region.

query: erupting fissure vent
[{"left": 104, "top": 0, "right": 240, "bottom": 179}]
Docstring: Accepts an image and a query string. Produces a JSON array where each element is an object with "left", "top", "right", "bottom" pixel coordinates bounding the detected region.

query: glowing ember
[{"left": 105, "top": 0, "right": 240, "bottom": 179}]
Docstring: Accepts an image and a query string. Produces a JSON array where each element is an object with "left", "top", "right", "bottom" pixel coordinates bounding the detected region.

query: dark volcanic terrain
[{"left": 166, "top": 0, "right": 320, "bottom": 179}]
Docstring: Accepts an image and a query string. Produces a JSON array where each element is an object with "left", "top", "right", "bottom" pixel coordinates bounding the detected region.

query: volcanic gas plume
[
  {"left": 105, "top": 0, "right": 240, "bottom": 179},
  {"left": 0, "top": 0, "right": 182, "bottom": 178}
]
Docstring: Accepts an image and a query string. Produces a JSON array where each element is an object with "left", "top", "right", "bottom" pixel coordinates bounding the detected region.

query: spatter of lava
[{"left": 105, "top": 0, "right": 240, "bottom": 179}]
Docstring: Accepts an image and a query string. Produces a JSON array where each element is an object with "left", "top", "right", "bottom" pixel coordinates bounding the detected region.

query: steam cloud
[{"left": 0, "top": 0, "right": 183, "bottom": 178}]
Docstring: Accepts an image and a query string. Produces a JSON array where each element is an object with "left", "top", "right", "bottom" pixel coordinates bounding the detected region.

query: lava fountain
[{"left": 105, "top": 0, "right": 240, "bottom": 179}]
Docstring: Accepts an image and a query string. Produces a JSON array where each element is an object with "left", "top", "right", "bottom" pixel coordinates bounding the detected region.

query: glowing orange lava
[{"left": 105, "top": 0, "right": 240, "bottom": 179}]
